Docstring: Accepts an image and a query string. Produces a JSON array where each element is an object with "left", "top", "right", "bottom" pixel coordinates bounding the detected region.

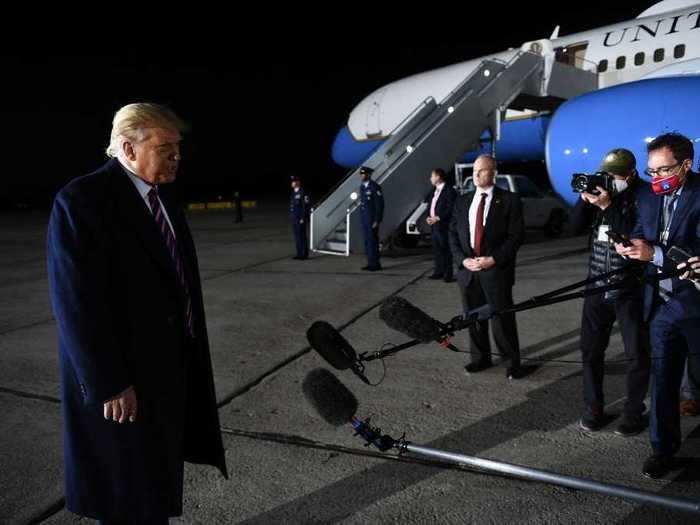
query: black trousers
[
  {"left": 460, "top": 273, "right": 520, "bottom": 366},
  {"left": 579, "top": 292, "right": 650, "bottom": 418},
  {"left": 292, "top": 221, "right": 309, "bottom": 258},
  {"left": 431, "top": 227, "right": 453, "bottom": 278}
]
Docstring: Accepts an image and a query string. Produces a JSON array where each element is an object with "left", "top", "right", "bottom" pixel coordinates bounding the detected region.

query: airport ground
[{"left": 2, "top": 203, "right": 700, "bottom": 524}]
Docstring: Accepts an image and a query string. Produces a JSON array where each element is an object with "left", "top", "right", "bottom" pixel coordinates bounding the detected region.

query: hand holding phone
[{"left": 605, "top": 230, "right": 633, "bottom": 248}]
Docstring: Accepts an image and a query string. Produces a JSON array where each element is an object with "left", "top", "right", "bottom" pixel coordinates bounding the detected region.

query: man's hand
[
  {"left": 299, "top": 219, "right": 304, "bottom": 225},
  {"left": 104, "top": 386, "right": 138, "bottom": 424},
  {"left": 426, "top": 216, "right": 439, "bottom": 226},
  {"left": 463, "top": 256, "right": 495, "bottom": 272},
  {"left": 581, "top": 187, "right": 611, "bottom": 210},
  {"left": 615, "top": 238, "right": 655, "bottom": 262},
  {"left": 678, "top": 256, "right": 700, "bottom": 281},
  {"left": 372, "top": 222, "right": 379, "bottom": 229}
]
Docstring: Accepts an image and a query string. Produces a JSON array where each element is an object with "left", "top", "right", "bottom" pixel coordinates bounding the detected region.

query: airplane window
[
  {"left": 634, "top": 52, "right": 645, "bottom": 66},
  {"left": 616, "top": 56, "right": 626, "bottom": 70},
  {"left": 598, "top": 59, "right": 608, "bottom": 73},
  {"left": 674, "top": 44, "right": 685, "bottom": 59},
  {"left": 654, "top": 48, "right": 665, "bottom": 62}
]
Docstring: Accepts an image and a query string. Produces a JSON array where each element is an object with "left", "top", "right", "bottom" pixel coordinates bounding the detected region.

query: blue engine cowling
[
  {"left": 331, "top": 115, "right": 550, "bottom": 169},
  {"left": 546, "top": 76, "right": 700, "bottom": 206}
]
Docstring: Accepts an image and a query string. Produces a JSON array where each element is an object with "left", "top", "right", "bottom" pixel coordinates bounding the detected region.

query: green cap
[{"left": 599, "top": 148, "right": 636, "bottom": 174}]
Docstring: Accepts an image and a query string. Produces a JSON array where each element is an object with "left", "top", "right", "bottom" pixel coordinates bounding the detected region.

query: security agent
[
  {"left": 570, "top": 149, "right": 650, "bottom": 436},
  {"left": 449, "top": 154, "right": 525, "bottom": 379},
  {"left": 290, "top": 175, "right": 310, "bottom": 260},
  {"left": 425, "top": 168, "right": 458, "bottom": 282},
  {"left": 615, "top": 133, "right": 700, "bottom": 479},
  {"left": 358, "top": 166, "right": 384, "bottom": 271}
]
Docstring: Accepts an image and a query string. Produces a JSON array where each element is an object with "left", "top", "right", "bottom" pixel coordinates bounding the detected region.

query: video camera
[{"left": 571, "top": 171, "right": 615, "bottom": 195}]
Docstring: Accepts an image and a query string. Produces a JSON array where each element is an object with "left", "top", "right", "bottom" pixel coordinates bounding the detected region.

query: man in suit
[
  {"left": 449, "top": 154, "right": 525, "bottom": 379},
  {"left": 358, "top": 166, "right": 384, "bottom": 271},
  {"left": 290, "top": 174, "right": 310, "bottom": 260},
  {"left": 47, "top": 103, "right": 228, "bottom": 524},
  {"left": 616, "top": 132, "right": 700, "bottom": 479},
  {"left": 426, "top": 168, "right": 457, "bottom": 283}
]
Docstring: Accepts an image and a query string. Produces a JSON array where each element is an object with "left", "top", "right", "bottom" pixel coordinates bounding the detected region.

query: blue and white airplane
[{"left": 331, "top": 0, "right": 700, "bottom": 205}]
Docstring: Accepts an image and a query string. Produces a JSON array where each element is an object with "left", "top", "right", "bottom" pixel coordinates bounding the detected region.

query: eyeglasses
[{"left": 644, "top": 163, "right": 680, "bottom": 177}]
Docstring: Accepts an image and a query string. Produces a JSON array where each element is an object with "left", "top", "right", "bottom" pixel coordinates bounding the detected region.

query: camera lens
[{"left": 572, "top": 175, "right": 589, "bottom": 192}]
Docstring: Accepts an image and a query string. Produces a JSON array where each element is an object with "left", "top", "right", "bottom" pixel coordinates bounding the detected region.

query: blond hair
[{"left": 106, "top": 103, "right": 187, "bottom": 158}]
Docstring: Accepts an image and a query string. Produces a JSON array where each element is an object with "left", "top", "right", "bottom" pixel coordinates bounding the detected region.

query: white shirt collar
[
  {"left": 475, "top": 184, "right": 495, "bottom": 197},
  {"left": 363, "top": 181, "right": 370, "bottom": 188},
  {"left": 119, "top": 160, "right": 155, "bottom": 200},
  {"left": 436, "top": 182, "right": 445, "bottom": 191}
]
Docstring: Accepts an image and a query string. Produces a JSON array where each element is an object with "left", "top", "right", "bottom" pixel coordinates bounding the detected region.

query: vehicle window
[{"left": 463, "top": 176, "right": 511, "bottom": 193}]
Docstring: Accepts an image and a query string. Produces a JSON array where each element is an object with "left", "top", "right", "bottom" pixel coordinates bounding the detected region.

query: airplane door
[{"left": 365, "top": 87, "right": 387, "bottom": 138}]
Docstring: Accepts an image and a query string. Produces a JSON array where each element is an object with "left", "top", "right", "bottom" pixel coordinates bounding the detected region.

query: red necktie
[{"left": 474, "top": 193, "right": 487, "bottom": 256}]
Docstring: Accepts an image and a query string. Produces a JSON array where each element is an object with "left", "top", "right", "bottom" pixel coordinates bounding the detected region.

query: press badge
[{"left": 597, "top": 224, "right": 610, "bottom": 242}]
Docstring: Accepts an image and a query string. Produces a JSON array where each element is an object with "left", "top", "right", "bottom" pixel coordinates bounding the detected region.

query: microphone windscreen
[
  {"left": 306, "top": 321, "right": 357, "bottom": 370},
  {"left": 302, "top": 368, "right": 358, "bottom": 426},
  {"left": 379, "top": 296, "right": 442, "bottom": 343}
]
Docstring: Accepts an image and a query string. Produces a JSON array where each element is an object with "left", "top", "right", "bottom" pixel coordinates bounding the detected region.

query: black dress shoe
[
  {"left": 428, "top": 274, "right": 444, "bottom": 280},
  {"left": 579, "top": 412, "right": 606, "bottom": 432},
  {"left": 506, "top": 366, "right": 524, "bottom": 380},
  {"left": 366, "top": 266, "right": 382, "bottom": 272},
  {"left": 443, "top": 276, "right": 455, "bottom": 283},
  {"left": 642, "top": 454, "right": 674, "bottom": 479},
  {"left": 361, "top": 266, "right": 370, "bottom": 271},
  {"left": 465, "top": 360, "right": 493, "bottom": 373},
  {"left": 614, "top": 416, "right": 646, "bottom": 437}
]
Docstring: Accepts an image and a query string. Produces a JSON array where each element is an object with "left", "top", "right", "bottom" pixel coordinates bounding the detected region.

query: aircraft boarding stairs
[{"left": 310, "top": 40, "right": 598, "bottom": 256}]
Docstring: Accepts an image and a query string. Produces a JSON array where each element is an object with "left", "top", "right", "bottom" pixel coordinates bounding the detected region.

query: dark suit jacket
[
  {"left": 47, "top": 159, "right": 227, "bottom": 520},
  {"left": 449, "top": 186, "right": 525, "bottom": 308},
  {"left": 425, "top": 184, "right": 457, "bottom": 232},
  {"left": 630, "top": 172, "right": 700, "bottom": 321}
]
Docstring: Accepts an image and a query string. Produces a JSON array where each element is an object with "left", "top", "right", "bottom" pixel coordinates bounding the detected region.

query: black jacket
[
  {"left": 570, "top": 177, "right": 647, "bottom": 299},
  {"left": 449, "top": 186, "right": 525, "bottom": 308},
  {"left": 424, "top": 184, "right": 457, "bottom": 231}
]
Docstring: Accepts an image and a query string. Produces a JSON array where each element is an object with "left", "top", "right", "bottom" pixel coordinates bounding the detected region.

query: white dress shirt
[
  {"left": 120, "top": 161, "right": 177, "bottom": 238},
  {"left": 469, "top": 185, "right": 495, "bottom": 250},
  {"left": 430, "top": 182, "right": 445, "bottom": 218}
]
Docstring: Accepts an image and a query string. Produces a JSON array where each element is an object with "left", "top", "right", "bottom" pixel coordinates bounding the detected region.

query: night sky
[{"left": 0, "top": 2, "right": 657, "bottom": 209}]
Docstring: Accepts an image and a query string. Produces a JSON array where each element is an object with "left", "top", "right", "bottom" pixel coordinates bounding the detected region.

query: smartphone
[
  {"left": 605, "top": 230, "right": 633, "bottom": 248},
  {"left": 667, "top": 246, "right": 694, "bottom": 265}
]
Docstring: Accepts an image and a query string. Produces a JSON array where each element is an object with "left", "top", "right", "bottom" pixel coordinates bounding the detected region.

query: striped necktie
[{"left": 148, "top": 188, "right": 194, "bottom": 337}]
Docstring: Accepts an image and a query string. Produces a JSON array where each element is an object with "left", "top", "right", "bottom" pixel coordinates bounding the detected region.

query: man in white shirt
[
  {"left": 425, "top": 168, "right": 457, "bottom": 282},
  {"left": 449, "top": 155, "right": 525, "bottom": 379}
]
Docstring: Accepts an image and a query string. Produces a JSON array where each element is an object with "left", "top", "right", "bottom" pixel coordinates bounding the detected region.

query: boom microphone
[
  {"left": 378, "top": 296, "right": 444, "bottom": 343},
  {"left": 301, "top": 368, "right": 396, "bottom": 451},
  {"left": 306, "top": 321, "right": 370, "bottom": 384},
  {"left": 302, "top": 368, "right": 358, "bottom": 426}
]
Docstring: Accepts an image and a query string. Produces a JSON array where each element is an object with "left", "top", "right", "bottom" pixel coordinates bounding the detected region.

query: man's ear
[{"left": 122, "top": 140, "right": 137, "bottom": 162}]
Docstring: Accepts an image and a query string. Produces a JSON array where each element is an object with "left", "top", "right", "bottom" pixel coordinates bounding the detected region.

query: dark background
[{"left": 0, "top": 3, "right": 656, "bottom": 210}]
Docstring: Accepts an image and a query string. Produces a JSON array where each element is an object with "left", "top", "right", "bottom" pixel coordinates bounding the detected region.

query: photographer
[{"left": 571, "top": 149, "right": 650, "bottom": 436}]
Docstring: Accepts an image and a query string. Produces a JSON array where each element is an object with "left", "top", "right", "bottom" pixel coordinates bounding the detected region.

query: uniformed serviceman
[
  {"left": 290, "top": 175, "right": 310, "bottom": 260},
  {"left": 358, "top": 166, "right": 384, "bottom": 271}
]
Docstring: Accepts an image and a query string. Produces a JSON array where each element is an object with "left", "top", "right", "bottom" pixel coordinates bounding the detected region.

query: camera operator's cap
[
  {"left": 599, "top": 148, "right": 636, "bottom": 174},
  {"left": 359, "top": 166, "right": 374, "bottom": 176}
]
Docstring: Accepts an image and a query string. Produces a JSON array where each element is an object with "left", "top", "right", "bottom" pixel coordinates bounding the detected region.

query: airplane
[{"left": 330, "top": 0, "right": 700, "bottom": 208}]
